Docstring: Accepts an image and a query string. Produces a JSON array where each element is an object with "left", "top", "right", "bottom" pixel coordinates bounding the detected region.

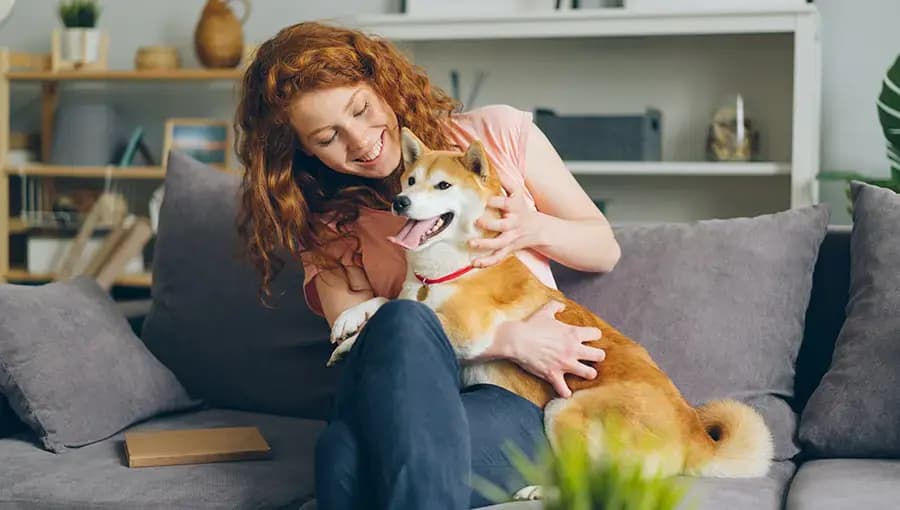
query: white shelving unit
[
  {"left": 564, "top": 161, "right": 791, "bottom": 176},
  {"left": 339, "top": 4, "right": 821, "bottom": 223}
]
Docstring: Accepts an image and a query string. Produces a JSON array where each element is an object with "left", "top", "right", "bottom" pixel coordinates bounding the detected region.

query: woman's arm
[
  {"left": 523, "top": 124, "right": 621, "bottom": 272},
  {"left": 471, "top": 123, "right": 621, "bottom": 272},
  {"left": 468, "top": 121, "right": 618, "bottom": 397},
  {"left": 315, "top": 265, "right": 376, "bottom": 328}
]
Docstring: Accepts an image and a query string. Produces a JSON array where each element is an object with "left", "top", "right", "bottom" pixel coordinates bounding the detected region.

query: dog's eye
[
  {"left": 408, "top": 176, "right": 415, "bottom": 186},
  {"left": 435, "top": 181, "right": 452, "bottom": 190}
]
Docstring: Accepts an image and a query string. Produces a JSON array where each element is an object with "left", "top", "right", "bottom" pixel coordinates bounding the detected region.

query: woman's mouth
[{"left": 355, "top": 130, "right": 385, "bottom": 165}]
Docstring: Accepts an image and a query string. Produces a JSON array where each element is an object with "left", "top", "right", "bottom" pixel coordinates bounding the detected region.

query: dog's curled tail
[{"left": 691, "top": 399, "right": 774, "bottom": 478}]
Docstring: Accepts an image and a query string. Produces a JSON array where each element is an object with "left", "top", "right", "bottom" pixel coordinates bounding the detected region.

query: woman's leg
[
  {"left": 314, "top": 420, "right": 363, "bottom": 510},
  {"left": 316, "top": 299, "right": 470, "bottom": 510},
  {"left": 462, "top": 384, "right": 550, "bottom": 509}
]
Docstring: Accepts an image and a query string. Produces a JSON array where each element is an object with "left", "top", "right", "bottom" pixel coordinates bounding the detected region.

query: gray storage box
[{"left": 534, "top": 107, "right": 662, "bottom": 161}]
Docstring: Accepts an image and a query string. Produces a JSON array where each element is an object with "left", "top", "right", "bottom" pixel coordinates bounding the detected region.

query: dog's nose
[{"left": 392, "top": 195, "right": 411, "bottom": 213}]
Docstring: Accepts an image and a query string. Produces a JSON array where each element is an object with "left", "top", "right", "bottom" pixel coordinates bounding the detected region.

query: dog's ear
[
  {"left": 401, "top": 127, "right": 427, "bottom": 167},
  {"left": 462, "top": 140, "right": 489, "bottom": 180}
]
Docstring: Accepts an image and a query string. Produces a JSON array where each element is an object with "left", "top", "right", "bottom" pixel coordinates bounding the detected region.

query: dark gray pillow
[
  {"left": 0, "top": 276, "right": 200, "bottom": 453},
  {"left": 141, "top": 151, "right": 338, "bottom": 421},
  {"left": 553, "top": 205, "right": 830, "bottom": 461},
  {"left": 799, "top": 182, "right": 900, "bottom": 457}
]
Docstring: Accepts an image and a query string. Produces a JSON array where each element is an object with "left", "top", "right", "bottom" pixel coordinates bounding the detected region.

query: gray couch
[{"left": 1, "top": 152, "right": 898, "bottom": 510}]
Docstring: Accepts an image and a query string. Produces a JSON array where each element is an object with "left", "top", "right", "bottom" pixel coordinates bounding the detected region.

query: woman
[{"left": 235, "top": 21, "right": 621, "bottom": 510}]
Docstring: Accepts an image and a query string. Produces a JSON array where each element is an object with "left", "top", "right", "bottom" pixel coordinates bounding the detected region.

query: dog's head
[{"left": 387, "top": 127, "right": 503, "bottom": 252}]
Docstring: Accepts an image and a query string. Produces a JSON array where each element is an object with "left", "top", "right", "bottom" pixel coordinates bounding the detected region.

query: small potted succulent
[{"left": 58, "top": 0, "right": 102, "bottom": 64}]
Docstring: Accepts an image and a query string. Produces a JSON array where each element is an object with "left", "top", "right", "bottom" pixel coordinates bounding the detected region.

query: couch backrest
[{"left": 793, "top": 225, "right": 851, "bottom": 412}]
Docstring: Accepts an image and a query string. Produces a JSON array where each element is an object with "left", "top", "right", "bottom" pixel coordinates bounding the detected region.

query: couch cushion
[
  {"left": 0, "top": 276, "right": 200, "bottom": 453},
  {"left": 141, "top": 151, "right": 339, "bottom": 421},
  {"left": 799, "top": 182, "right": 900, "bottom": 457},
  {"left": 301, "top": 462, "right": 795, "bottom": 510},
  {"left": 793, "top": 226, "right": 851, "bottom": 412},
  {"left": 786, "top": 459, "right": 900, "bottom": 510},
  {"left": 679, "top": 461, "right": 795, "bottom": 510},
  {"left": 0, "top": 408, "right": 325, "bottom": 509},
  {"left": 553, "top": 205, "right": 830, "bottom": 461}
]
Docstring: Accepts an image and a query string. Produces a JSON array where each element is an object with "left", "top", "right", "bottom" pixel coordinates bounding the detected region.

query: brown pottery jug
[{"left": 194, "top": 0, "right": 251, "bottom": 68}]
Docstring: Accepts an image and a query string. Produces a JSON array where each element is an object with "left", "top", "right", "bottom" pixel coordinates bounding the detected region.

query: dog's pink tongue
[{"left": 388, "top": 216, "right": 439, "bottom": 250}]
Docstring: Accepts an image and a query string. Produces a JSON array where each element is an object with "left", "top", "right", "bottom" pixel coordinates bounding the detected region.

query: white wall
[
  {"left": 0, "top": 1, "right": 403, "bottom": 69},
  {"left": 815, "top": 0, "right": 900, "bottom": 224},
  {"left": 2, "top": 0, "right": 898, "bottom": 224}
]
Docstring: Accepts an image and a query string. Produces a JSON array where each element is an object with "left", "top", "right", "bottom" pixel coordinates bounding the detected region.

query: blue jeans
[{"left": 314, "top": 300, "right": 549, "bottom": 510}]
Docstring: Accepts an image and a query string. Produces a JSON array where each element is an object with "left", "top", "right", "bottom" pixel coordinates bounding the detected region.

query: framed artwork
[{"left": 162, "top": 118, "right": 233, "bottom": 170}]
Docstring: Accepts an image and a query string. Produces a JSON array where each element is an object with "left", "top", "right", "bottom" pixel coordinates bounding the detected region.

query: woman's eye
[
  {"left": 408, "top": 176, "right": 416, "bottom": 186},
  {"left": 435, "top": 181, "right": 452, "bottom": 190},
  {"left": 354, "top": 101, "right": 369, "bottom": 117},
  {"left": 317, "top": 133, "right": 336, "bottom": 146}
]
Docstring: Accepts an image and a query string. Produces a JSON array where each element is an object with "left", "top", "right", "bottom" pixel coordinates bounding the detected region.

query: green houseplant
[
  {"left": 474, "top": 416, "right": 696, "bottom": 510},
  {"left": 57, "top": 0, "right": 102, "bottom": 63},
  {"left": 818, "top": 54, "right": 900, "bottom": 210}
]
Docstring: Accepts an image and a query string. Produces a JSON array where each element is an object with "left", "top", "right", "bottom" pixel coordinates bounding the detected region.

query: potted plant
[
  {"left": 57, "top": 0, "right": 102, "bottom": 64},
  {"left": 474, "top": 416, "right": 696, "bottom": 510}
]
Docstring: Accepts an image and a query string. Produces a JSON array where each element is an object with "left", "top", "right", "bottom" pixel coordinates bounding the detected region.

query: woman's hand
[
  {"left": 469, "top": 187, "right": 547, "bottom": 268},
  {"left": 494, "top": 301, "right": 605, "bottom": 398}
]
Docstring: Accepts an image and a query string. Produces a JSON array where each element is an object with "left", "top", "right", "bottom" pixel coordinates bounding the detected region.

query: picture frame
[{"left": 162, "top": 118, "right": 233, "bottom": 170}]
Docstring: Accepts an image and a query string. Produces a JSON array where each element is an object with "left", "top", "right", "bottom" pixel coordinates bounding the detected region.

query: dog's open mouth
[{"left": 388, "top": 212, "right": 455, "bottom": 250}]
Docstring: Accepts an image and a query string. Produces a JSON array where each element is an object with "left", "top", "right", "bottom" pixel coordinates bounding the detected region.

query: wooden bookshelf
[
  {"left": 6, "top": 68, "right": 244, "bottom": 82},
  {"left": 3, "top": 165, "right": 166, "bottom": 179},
  {"left": 4, "top": 268, "right": 152, "bottom": 287},
  {"left": 1, "top": 49, "right": 245, "bottom": 288}
]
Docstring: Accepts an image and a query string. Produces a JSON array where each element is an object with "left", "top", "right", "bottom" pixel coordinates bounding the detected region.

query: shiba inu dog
[{"left": 327, "top": 127, "right": 773, "bottom": 496}]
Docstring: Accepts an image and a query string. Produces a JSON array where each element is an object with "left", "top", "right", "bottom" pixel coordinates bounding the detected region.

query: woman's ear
[{"left": 401, "top": 127, "right": 427, "bottom": 167}]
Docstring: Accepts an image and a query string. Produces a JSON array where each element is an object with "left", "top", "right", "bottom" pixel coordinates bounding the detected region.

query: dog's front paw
[
  {"left": 513, "top": 485, "right": 543, "bottom": 501},
  {"left": 326, "top": 332, "right": 359, "bottom": 367},
  {"left": 330, "top": 297, "right": 389, "bottom": 345}
]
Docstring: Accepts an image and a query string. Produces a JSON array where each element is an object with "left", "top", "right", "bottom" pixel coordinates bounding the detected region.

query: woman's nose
[{"left": 346, "top": 122, "right": 371, "bottom": 151}]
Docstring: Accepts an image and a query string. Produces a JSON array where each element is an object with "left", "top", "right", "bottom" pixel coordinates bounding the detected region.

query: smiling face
[
  {"left": 387, "top": 128, "right": 502, "bottom": 252},
  {"left": 288, "top": 82, "right": 402, "bottom": 179}
]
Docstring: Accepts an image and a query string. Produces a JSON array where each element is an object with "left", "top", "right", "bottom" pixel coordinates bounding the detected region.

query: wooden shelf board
[
  {"left": 342, "top": 6, "right": 816, "bottom": 41},
  {"left": 6, "top": 68, "right": 243, "bottom": 82},
  {"left": 9, "top": 218, "right": 27, "bottom": 234},
  {"left": 4, "top": 269, "right": 152, "bottom": 287},
  {"left": 565, "top": 161, "right": 791, "bottom": 176},
  {"left": 3, "top": 165, "right": 166, "bottom": 179}
]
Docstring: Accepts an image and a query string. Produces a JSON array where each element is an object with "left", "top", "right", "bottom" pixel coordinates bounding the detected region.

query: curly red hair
[{"left": 234, "top": 21, "right": 459, "bottom": 304}]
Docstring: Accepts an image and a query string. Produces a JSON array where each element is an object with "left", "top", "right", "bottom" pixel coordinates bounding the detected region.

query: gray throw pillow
[
  {"left": 141, "top": 151, "right": 338, "bottom": 421},
  {"left": 799, "top": 181, "right": 900, "bottom": 457},
  {"left": 0, "top": 276, "right": 200, "bottom": 453},
  {"left": 553, "top": 205, "right": 830, "bottom": 461}
]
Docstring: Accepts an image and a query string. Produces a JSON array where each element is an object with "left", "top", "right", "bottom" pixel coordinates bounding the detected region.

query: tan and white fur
[{"left": 328, "top": 127, "right": 774, "bottom": 498}]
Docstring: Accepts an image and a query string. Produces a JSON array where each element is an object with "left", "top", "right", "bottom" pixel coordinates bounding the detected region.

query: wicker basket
[{"left": 135, "top": 46, "right": 180, "bottom": 71}]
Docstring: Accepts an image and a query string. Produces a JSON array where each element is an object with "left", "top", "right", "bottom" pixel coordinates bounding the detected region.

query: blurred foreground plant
[{"left": 473, "top": 415, "right": 696, "bottom": 510}]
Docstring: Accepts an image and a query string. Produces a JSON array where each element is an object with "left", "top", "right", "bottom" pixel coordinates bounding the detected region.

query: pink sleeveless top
[{"left": 302, "top": 104, "right": 558, "bottom": 317}]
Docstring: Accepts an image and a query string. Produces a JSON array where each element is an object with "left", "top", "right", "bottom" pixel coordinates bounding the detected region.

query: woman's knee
[
  {"left": 365, "top": 299, "right": 437, "bottom": 331},
  {"left": 351, "top": 298, "right": 457, "bottom": 371},
  {"left": 358, "top": 299, "right": 445, "bottom": 349}
]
